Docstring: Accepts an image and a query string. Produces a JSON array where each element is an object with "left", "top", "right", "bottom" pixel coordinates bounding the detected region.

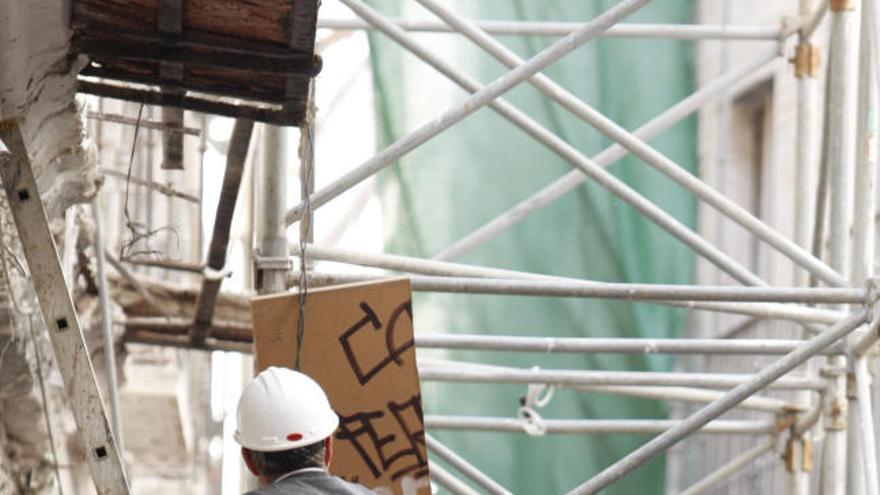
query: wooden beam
[
  {"left": 125, "top": 330, "right": 252, "bottom": 353},
  {"left": 77, "top": 81, "right": 299, "bottom": 125},
  {"left": 106, "top": 272, "right": 251, "bottom": 323},
  {"left": 72, "top": 0, "right": 302, "bottom": 46},
  {"left": 158, "top": 0, "right": 185, "bottom": 170},
  {"left": 190, "top": 118, "right": 254, "bottom": 345},
  {"left": 74, "top": 35, "right": 320, "bottom": 75},
  {"left": 125, "top": 316, "right": 251, "bottom": 342}
]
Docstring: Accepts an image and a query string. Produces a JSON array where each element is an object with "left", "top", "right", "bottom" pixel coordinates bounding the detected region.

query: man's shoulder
[
  {"left": 245, "top": 471, "right": 374, "bottom": 495},
  {"left": 296, "top": 473, "right": 375, "bottom": 494}
]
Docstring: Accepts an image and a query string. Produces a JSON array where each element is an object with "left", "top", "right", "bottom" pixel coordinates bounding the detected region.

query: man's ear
[
  {"left": 324, "top": 436, "right": 333, "bottom": 468},
  {"left": 242, "top": 447, "right": 261, "bottom": 477}
]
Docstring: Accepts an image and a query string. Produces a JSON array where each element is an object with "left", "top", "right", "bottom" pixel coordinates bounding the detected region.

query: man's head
[
  {"left": 241, "top": 437, "right": 332, "bottom": 482},
  {"left": 235, "top": 367, "right": 339, "bottom": 483}
]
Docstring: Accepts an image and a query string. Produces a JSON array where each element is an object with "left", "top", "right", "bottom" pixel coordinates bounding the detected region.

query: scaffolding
[
  {"left": 286, "top": 1, "right": 879, "bottom": 493},
  {"left": 7, "top": 0, "right": 880, "bottom": 493}
]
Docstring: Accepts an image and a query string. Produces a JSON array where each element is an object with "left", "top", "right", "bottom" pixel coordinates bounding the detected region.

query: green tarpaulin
[{"left": 367, "top": 1, "right": 696, "bottom": 492}]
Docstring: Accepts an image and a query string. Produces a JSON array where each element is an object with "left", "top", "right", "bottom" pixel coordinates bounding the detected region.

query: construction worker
[{"left": 235, "top": 366, "right": 373, "bottom": 494}]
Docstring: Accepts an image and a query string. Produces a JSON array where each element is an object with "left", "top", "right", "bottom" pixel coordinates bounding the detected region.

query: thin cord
[
  {"left": 122, "top": 104, "right": 145, "bottom": 238},
  {"left": 119, "top": 104, "right": 174, "bottom": 261},
  {"left": 29, "top": 314, "right": 64, "bottom": 495},
  {"left": 295, "top": 84, "right": 316, "bottom": 371}
]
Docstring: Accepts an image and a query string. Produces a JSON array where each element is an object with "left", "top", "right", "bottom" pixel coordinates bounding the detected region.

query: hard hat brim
[{"left": 235, "top": 413, "right": 339, "bottom": 452}]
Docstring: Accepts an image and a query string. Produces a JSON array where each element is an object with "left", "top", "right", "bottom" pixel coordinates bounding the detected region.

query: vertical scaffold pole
[
  {"left": 256, "top": 123, "right": 289, "bottom": 295},
  {"left": 791, "top": 1, "right": 823, "bottom": 492},
  {"left": 823, "top": 1, "right": 861, "bottom": 494},
  {"left": 850, "top": 1, "right": 880, "bottom": 492}
]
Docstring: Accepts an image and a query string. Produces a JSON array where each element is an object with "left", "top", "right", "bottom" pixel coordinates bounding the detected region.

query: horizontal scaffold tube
[
  {"left": 414, "top": 334, "right": 845, "bottom": 355},
  {"left": 424, "top": 416, "right": 778, "bottom": 435},
  {"left": 318, "top": 19, "right": 783, "bottom": 40},
  {"left": 575, "top": 385, "right": 805, "bottom": 414},
  {"left": 566, "top": 310, "right": 868, "bottom": 494},
  {"left": 284, "top": 244, "right": 846, "bottom": 324},
  {"left": 298, "top": 271, "right": 865, "bottom": 304},
  {"left": 418, "top": 366, "right": 825, "bottom": 390}
]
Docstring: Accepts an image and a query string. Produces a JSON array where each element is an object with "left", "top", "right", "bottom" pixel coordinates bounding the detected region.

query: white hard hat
[{"left": 234, "top": 366, "right": 339, "bottom": 452}]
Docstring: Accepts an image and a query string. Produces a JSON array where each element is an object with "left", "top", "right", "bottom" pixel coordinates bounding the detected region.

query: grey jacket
[{"left": 244, "top": 468, "right": 375, "bottom": 495}]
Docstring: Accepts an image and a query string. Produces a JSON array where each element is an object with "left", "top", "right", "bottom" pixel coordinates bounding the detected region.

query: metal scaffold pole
[
  {"left": 285, "top": 0, "right": 649, "bottom": 224},
  {"left": 415, "top": 0, "right": 845, "bottom": 288},
  {"left": 566, "top": 311, "right": 867, "bottom": 494},
  {"left": 822, "top": 2, "right": 861, "bottom": 494},
  {"left": 256, "top": 123, "right": 289, "bottom": 295},
  {"left": 791, "top": 0, "right": 824, "bottom": 491},
  {"left": 849, "top": 1, "right": 880, "bottom": 492},
  {"left": 54, "top": 0, "right": 880, "bottom": 492}
]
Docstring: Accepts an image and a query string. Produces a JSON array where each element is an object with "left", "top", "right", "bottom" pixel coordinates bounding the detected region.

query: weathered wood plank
[{"left": 73, "top": 0, "right": 312, "bottom": 46}]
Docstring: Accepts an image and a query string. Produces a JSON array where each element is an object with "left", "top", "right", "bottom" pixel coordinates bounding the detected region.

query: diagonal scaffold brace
[{"left": 0, "top": 120, "right": 130, "bottom": 494}]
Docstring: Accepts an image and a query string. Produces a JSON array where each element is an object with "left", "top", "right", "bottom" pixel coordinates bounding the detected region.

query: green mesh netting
[{"left": 366, "top": 1, "right": 696, "bottom": 492}]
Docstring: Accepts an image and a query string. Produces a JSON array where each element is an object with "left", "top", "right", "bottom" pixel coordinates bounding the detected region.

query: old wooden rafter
[{"left": 190, "top": 118, "right": 254, "bottom": 345}]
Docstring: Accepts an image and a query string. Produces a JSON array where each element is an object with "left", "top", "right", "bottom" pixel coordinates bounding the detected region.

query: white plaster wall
[
  {"left": 676, "top": 1, "right": 833, "bottom": 493},
  {"left": 0, "top": 0, "right": 98, "bottom": 218}
]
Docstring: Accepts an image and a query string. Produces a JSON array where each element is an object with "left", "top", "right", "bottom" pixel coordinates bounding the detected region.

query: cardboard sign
[{"left": 250, "top": 278, "right": 430, "bottom": 495}]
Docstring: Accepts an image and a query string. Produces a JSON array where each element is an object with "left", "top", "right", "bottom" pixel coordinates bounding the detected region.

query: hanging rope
[{"left": 294, "top": 83, "right": 316, "bottom": 371}]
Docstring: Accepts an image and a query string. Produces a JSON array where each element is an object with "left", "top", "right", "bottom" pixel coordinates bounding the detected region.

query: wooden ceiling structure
[{"left": 72, "top": 0, "right": 321, "bottom": 126}]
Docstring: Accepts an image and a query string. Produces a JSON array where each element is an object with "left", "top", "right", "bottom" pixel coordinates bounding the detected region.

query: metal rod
[
  {"left": 418, "top": 365, "right": 826, "bottom": 391},
  {"left": 566, "top": 310, "right": 867, "bottom": 494},
  {"left": 424, "top": 416, "right": 777, "bottom": 435},
  {"left": 87, "top": 111, "right": 201, "bottom": 136},
  {"left": 854, "top": 356, "right": 880, "bottom": 495},
  {"left": 852, "top": 314, "right": 880, "bottom": 355},
  {"left": 425, "top": 434, "right": 513, "bottom": 495},
  {"left": 792, "top": 0, "right": 822, "bottom": 485},
  {"left": 823, "top": 3, "right": 862, "bottom": 494},
  {"left": 256, "top": 124, "right": 289, "bottom": 295},
  {"left": 318, "top": 18, "right": 783, "bottom": 39},
  {"left": 298, "top": 271, "right": 865, "bottom": 304},
  {"left": 428, "top": 462, "right": 482, "bottom": 495},
  {"left": 849, "top": 3, "right": 878, "bottom": 491},
  {"left": 414, "top": 334, "right": 845, "bottom": 355},
  {"left": 801, "top": 0, "right": 830, "bottom": 39},
  {"left": 853, "top": 1, "right": 878, "bottom": 290},
  {"left": 122, "top": 257, "right": 203, "bottom": 273},
  {"left": 574, "top": 385, "right": 805, "bottom": 414},
  {"left": 677, "top": 297, "right": 844, "bottom": 327},
  {"left": 873, "top": 0, "right": 880, "bottom": 104},
  {"left": 290, "top": 245, "right": 845, "bottom": 323},
  {"left": 284, "top": 0, "right": 648, "bottom": 222},
  {"left": 190, "top": 118, "right": 254, "bottom": 345},
  {"left": 417, "top": 0, "right": 845, "bottom": 288},
  {"left": 101, "top": 167, "right": 200, "bottom": 203},
  {"left": 432, "top": 51, "right": 780, "bottom": 263},
  {"left": 677, "top": 437, "right": 777, "bottom": 495},
  {"left": 91, "top": 199, "right": 124, "bottom": 456},
  {"left": 111, "top": 315, "right": 845, "bottom": 357},
  {"left": 311, "top": 0, "right": 763, "bottom": 286}
]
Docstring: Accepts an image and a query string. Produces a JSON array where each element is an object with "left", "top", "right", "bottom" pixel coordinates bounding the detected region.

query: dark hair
[{"left": 247, "top": 441, "right": 326, "bottom": 477}]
